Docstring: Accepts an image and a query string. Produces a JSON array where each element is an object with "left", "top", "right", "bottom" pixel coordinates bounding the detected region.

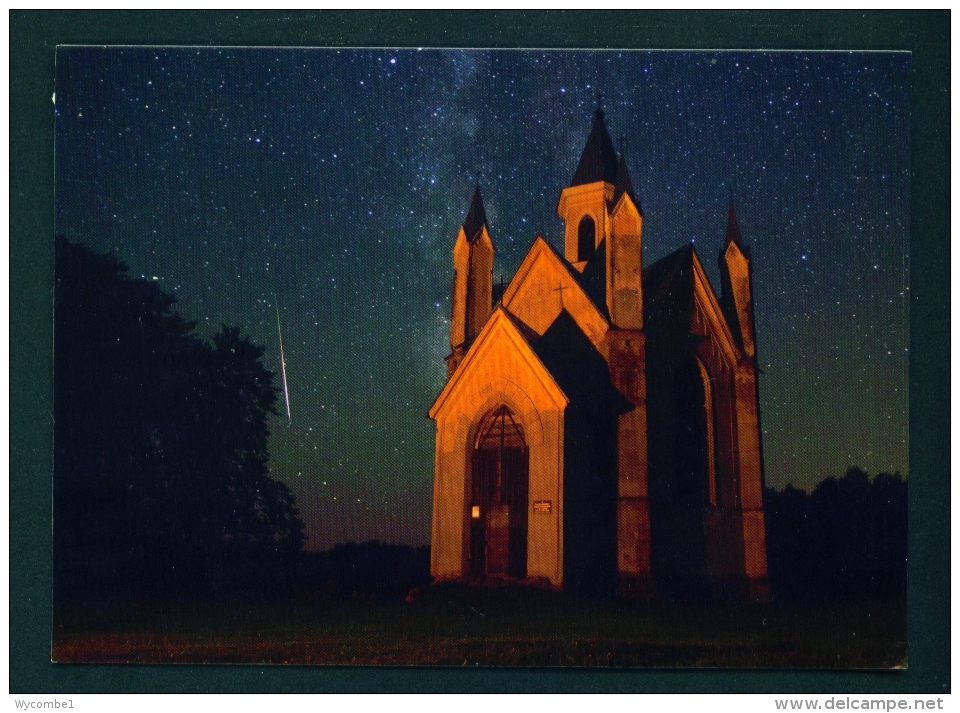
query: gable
[
  {"left": 689, "top": 250, "right": 741, "bottom": 365},
  {"left": 643, "top": 246, "right": 742, "bottom": 367},
  {"left": 429, "top": 308, "right": 569, "bottom": 422},
  {"left": 500, "top": 236, "right": 609, "bottom": 351},
  {"left": 609, "top": 190, "right": 642, "bottom": 224}
]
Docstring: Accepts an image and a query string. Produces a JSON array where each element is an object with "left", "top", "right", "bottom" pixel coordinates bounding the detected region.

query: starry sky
[{"left": 54, "top": 48, "right": 910, "bottom": 551}]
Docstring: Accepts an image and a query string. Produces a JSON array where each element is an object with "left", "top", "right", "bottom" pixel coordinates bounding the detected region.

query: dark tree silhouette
[
  {"left": 54, "top": 236, "right": 304, "bottom": 603},
  {"left": 764, "top": 466, "right": 907, "bottom": 602}
]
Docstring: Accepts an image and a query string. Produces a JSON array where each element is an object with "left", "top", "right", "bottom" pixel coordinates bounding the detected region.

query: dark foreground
[{"left": 53, "top": 584, "right": 906, "bottom": 668}]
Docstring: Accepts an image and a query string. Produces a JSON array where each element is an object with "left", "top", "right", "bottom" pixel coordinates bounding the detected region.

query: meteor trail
[{"left": 275, "top": 301, "right": 292, "bottom": 425}]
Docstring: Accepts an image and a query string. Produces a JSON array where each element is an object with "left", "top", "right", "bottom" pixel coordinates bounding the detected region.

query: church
[{"left": 428, "top": 108, "right": 769, "bottom": 601}]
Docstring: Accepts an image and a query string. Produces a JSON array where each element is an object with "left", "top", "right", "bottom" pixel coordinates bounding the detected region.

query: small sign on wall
[{"left": 533, "top": 500, "right": 552, "bottom": 514}]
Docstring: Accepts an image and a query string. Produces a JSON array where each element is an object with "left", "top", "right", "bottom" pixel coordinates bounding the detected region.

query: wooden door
[{"left": 469, "top": 406, "right": 529, "bottom": 578}]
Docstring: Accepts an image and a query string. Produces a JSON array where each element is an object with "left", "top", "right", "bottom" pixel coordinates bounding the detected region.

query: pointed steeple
[
  {"left": 719, "top": 199, "right": 755, "bottom": 358},
  {"left": 449, "top": 184, "right": 495, "bottom": 374},
  {"left": 462, "top": 184, "right": 488, "bottom": 242},
  {"left": 612, "top": 152, "right": 641, "bottom": 214},
  {"left": 570, "top": 108, "right": 619, "bottom": 187},
  {"left": 725, "top": 200, "right": 744, "bottom": 249}
]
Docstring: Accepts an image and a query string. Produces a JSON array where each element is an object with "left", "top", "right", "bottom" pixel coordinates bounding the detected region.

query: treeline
[
  {"left": 764, "top": 467, "right": 907, "bottom": 602},
  {"left": 54, "top": 237, "right": 305, "bottom": 604}
]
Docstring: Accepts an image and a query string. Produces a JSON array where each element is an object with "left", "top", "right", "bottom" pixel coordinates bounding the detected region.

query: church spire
[
  {"left": 463, "top": 184, "right": 488, "bottom": 242},
  {"left": 612, "top": 151, "right": 641, "bottom": 215},
  {"left": 719, "top": 200, "right": 755, "bottom": 358},
  {"left": 449, "top": 184, "right": 495, "bottom": 375},
  {"left": 725, "top": 199, "right": 744, "bottom": 250},
  {"left": 570, "top": 107, "right": 619, "bottom": 187}
]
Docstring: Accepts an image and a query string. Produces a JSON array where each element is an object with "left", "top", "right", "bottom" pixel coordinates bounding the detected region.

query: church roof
[
  {"left": 531, "top": 309, "right": 632, "bottom": 418},
  {"left": 570, "top": 109, "right": 619, "bottom": 187},
  {"left": 429, "top": 307, "right": 569, "bottom": 421},
  {"left": 496, "top": 235, "right": 608, "bottom": 352},
  {"left": 538, "top": 234, "right": 610, "bottom": 321},
  {"left": 643, "top": 244, "right": 696, "bottom": 329},
  {"left": 463, "top": 185, "right": 488, "bottom": 242},
  {"left": 498, "top": 305, "right": 544, "bottom": 345},
  {"left": 504, "top": 235, "right": 610, "bottom": 322},
  {"left": 643, "top": 244, "right": 741, "bottom": 365}
]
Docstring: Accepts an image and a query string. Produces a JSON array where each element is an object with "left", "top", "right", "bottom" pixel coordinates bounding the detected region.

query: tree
[
  {"left": 763, "top": 466, "right": 907, "bottom": 602},
  {"left": 54, "top": 236, "right": 304, "bottom": 602}
]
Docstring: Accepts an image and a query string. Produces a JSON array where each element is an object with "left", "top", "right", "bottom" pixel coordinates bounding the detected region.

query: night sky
[{"left": 54, "top": 48, "right": 909, "bottom": 551}]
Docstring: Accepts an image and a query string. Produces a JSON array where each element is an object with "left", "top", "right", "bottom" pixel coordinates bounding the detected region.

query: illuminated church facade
[{"left": 428, "top": 109, "right": 769, "bottom": 600}]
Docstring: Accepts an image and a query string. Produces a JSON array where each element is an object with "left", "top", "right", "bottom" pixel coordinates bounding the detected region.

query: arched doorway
[{"left": 469, "top": 405, "right": 529, "bottom": 578}]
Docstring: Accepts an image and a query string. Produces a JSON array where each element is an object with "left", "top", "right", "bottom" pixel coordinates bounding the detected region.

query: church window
[{"left": 578, "top": 215, "right": 596, "bottom": 262}]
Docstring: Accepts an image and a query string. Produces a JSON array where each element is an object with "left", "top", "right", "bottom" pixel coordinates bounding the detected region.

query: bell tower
[
  {"left": 448, "top": 185, "right": 494, "bottom": 377},
  {"left": 558, "top": 109, "right": 653, "bottom": 596},
  {"left": 557, "top": 107, "right": 619, "bottom": 271}
]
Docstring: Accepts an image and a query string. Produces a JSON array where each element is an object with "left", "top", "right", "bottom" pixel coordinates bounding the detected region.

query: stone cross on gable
[{"left": 553, "top": 280, "right": 569, "bottom": 308}]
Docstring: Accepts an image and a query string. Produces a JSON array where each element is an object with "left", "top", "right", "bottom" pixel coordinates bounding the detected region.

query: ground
[{"left": 52, "top": 584, "right": 906, "bottom": 668}]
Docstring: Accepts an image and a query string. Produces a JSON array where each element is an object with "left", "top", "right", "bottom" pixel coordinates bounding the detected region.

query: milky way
[{"left": 54, "top": 48, "right": 910, "bottom": 550}]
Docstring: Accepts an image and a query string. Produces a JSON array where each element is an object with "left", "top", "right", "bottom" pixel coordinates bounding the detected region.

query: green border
[{"left": 11, "top": 10, "right": 948, "bottom": 693}]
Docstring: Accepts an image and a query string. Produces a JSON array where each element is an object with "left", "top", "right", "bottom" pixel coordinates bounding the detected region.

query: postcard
[{"left": 52, "top": 47, "right": 909, "bottom": 667}]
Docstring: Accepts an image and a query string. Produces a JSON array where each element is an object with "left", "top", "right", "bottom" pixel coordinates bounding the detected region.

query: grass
[{"left": 52, "top": 584, "right": 907, "bottom": 668}]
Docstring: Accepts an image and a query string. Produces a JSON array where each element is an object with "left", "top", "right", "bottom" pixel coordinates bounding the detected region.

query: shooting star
[{"left": 275, "top": 301, "right": 292, "bottom": 425}]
